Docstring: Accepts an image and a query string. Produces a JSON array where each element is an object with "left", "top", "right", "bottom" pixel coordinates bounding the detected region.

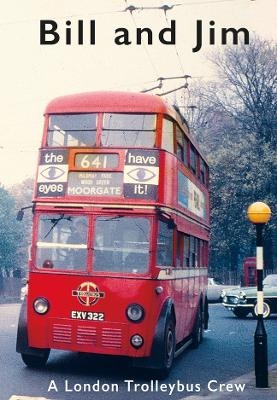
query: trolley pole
[{"left": 247, "top": 202, "right": 271, "bottom": 388}]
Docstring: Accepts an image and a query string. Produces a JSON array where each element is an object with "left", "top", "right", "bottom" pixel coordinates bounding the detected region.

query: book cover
[{"left": 0, "top": 1, "right": 276, "bottom": 399}]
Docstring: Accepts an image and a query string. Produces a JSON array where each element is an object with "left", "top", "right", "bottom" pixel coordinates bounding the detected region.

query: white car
[
  {"left": 207, "top": 277, "right": 238, "bottom": 302},
  {"left": 20, "top": 279, "right": 28, "bottom": 301}
]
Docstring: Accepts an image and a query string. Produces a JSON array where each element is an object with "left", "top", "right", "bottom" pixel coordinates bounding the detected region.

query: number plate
[{"left": 71, "top": 310, "right": 105, "bottom": 321}]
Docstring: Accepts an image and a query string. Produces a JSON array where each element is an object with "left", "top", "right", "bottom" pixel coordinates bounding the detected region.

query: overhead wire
[
  {"left": 159, "top": 1, "right": 185, "bottom": 76},
  {"left": 122, "top": 1, "right": 197, "bottom": 110},
  {"left": 123, "top": 0, "right": 239, "bottom": 11},
  {"left": 123, "top": 1, "right": 194, "bottom": 96},
  {"left": 157, "top": 1, "right": 191, "bottom": 111},
  {"left": 0, "top": 0, "right": 254, "bottom": 27},
  {"left": 123, "top": 0, "right": 161, "bottom": 80}
]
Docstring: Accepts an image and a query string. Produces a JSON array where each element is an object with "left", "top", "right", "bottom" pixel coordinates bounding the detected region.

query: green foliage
[
  {"left": 0, "top": 185, "right": 24, "bottom": 273},
  {"left": 9, "top": 178, "right": 34, "bottom": 275},
  {"left": 185, "top": 37, "right": 277, "bottom": 277}
]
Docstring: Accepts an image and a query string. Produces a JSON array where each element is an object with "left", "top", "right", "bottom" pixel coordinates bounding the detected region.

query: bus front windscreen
[
  {"left": 35, "top": 214, "right": 150, "bottom": 274},
  {"left": 47, "top": 114, "right": 97, "bottom": 147},
  {"left": 101, "top": 113, "right": 156, "bottom": 147},
  {"left": 36, "top": 214, "right": 88, "bottom": 270}
]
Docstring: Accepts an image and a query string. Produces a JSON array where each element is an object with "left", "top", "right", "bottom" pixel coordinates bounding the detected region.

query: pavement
[
  {"left": 184, "top": 363, "right": 277, "bottom": 400},
  {"left": 9, "top": 397, "right": 53, "bottom": 400}
]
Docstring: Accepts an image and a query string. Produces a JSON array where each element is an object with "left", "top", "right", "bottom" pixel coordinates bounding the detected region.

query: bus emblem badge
[{"left": 72, "top": 281, "right": 105, "bottom": 306}]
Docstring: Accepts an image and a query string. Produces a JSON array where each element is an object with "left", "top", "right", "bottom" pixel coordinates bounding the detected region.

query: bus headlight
[
  {"left": 126, "top": 304, "right": 144, "bottom": 323},
  {"left": 131, "top": 334, "right": 144, "bottom": 348},
  {"left": 33, "top": 297, "right": 49, "bottom": 315}
]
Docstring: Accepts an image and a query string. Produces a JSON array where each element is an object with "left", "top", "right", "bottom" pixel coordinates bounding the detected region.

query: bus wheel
[
  {"left": 21, "top": 349, "right": 50, "bottom": 368},
  {"left": 157, "top": 317, "right": 176, "bottom": 378},
  {"left": 191, "top": 307, "right": 203, "bottom": 349}
]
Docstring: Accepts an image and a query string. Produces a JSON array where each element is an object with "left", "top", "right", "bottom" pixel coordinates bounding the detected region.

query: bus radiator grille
[
  {"left": 101, "top": 328, "right": 122, "bottom": 348},
  {"left": 50, "top": 320, "right": 125, "bottom": 350},
  {"left": 52, "top": 324, "right": 72, "bottom": 344},
  {"left": 77, "top": 326, "right": 97, "bottom": 345}
]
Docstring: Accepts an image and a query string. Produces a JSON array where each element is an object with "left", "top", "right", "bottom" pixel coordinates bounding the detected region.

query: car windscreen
[{"left": 263, "top": 275, "right": 277, "bottom": 286}]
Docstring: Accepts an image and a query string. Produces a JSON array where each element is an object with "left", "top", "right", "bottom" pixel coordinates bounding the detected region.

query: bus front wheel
[
  {"left": 21, "top": 349, "right": 50, "bottom": 368},
  {"left": 157, "top": 317, "right": 176, "bottom": 378}
]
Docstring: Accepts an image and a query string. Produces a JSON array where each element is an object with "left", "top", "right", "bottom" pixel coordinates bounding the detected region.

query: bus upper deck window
[
  {"left": 183, "top": 136, "right": 189, "bottom": 166},
  {"left": 189, "top": 145, "right": 197, "bottom": 174},
  {"left": 101, "top": 113, "right": 156, "bottom": 147},
  {"left": 162, "top": 118, "right": 174, "bottom": 153},
  {"left": 176, "top": 126, "right": 184, "bottom": 162},
  {"left": 47, "top": 114, "right": 97, "bottom": 147},
  {"left": 200, "top": 159, "right": 208, "bottom": 186}
]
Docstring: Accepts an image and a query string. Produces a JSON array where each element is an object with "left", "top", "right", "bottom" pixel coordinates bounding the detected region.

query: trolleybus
[{"left": 16, "top": 91, "right": 210, "bottom": 377}]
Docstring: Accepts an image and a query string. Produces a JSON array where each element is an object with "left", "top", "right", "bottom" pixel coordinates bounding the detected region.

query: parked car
[
  {"left": 222, "top": 274, "right": 277, "bottom": 318},
  {"left": 207, "top": 277, "right": 238, "bottom": 302}
]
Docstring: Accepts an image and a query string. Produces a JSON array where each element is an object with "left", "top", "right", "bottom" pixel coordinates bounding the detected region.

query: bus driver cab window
[
  {"left": 93, "top": 216, "right": 150, "bottom": 273},
  {"left": 36, "top": 215, "right": 88, "bottom": 271},
  {"left": 66, "top": 217, "right": 88, "bottom": 269},
  {"left": 122, "top": 229, "right": 148, "bottom": 272}
]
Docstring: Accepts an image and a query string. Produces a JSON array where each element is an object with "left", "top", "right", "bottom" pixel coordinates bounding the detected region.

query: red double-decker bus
[{"left": 16, "top": 91, "right": 210, "bottom": 377}]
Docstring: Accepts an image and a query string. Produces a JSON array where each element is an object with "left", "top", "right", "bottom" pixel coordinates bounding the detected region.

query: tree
[
  {"left": 0, "top": 185, "right": 24, "bottom": 292},
  {"left": 9, "top": 178, "right": 34, "bottom": 276},
  {"left": 183, "top": 36, "right": 277, "bottom": 278},
  {"left": 209, "top": 36, "right": 277, "bottom": 146}
]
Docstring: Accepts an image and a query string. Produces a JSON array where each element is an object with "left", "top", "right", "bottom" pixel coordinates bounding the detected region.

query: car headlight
[
  {"left": 33, "top": 297, "right": 49, "bottom": 315},
  {"left": 20, "top": 285, "right": 28, "bottom": 301},
  {"left": 126, "top": 304, "right": 144, "bottom": 323}
]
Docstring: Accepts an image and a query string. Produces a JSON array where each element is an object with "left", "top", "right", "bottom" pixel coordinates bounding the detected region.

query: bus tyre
[
  {"left": 21, "top": 349, "right": 50, "bottom": 368},
  {"left": 191, "top": 307, "right": 203, "bottom": 349},
  {"left": 157, "top": 317, "right": 176, "bottom": 378}
]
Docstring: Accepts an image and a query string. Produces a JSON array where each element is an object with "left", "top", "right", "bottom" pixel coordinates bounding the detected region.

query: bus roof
[{"left": 44, "top": 91, "right": 188, "bottom": 129}]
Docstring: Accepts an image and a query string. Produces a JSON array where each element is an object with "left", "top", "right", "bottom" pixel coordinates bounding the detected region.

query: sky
[{"left": 0, "top": 0, "right": 276, "bottom": 186}]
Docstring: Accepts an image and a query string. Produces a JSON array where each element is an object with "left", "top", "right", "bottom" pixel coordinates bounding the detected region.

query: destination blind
[{"left": 36, "top": 148, "right": 160, "bottom": 200}]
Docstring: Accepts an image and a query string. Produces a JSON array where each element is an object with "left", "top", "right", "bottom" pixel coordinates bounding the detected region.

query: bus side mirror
[
  {"left": 16, "top": 205, "right": 33, "bottom": 221},
  {"left": 16, "top": 210, "right": 24, "bottom": 221}
]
